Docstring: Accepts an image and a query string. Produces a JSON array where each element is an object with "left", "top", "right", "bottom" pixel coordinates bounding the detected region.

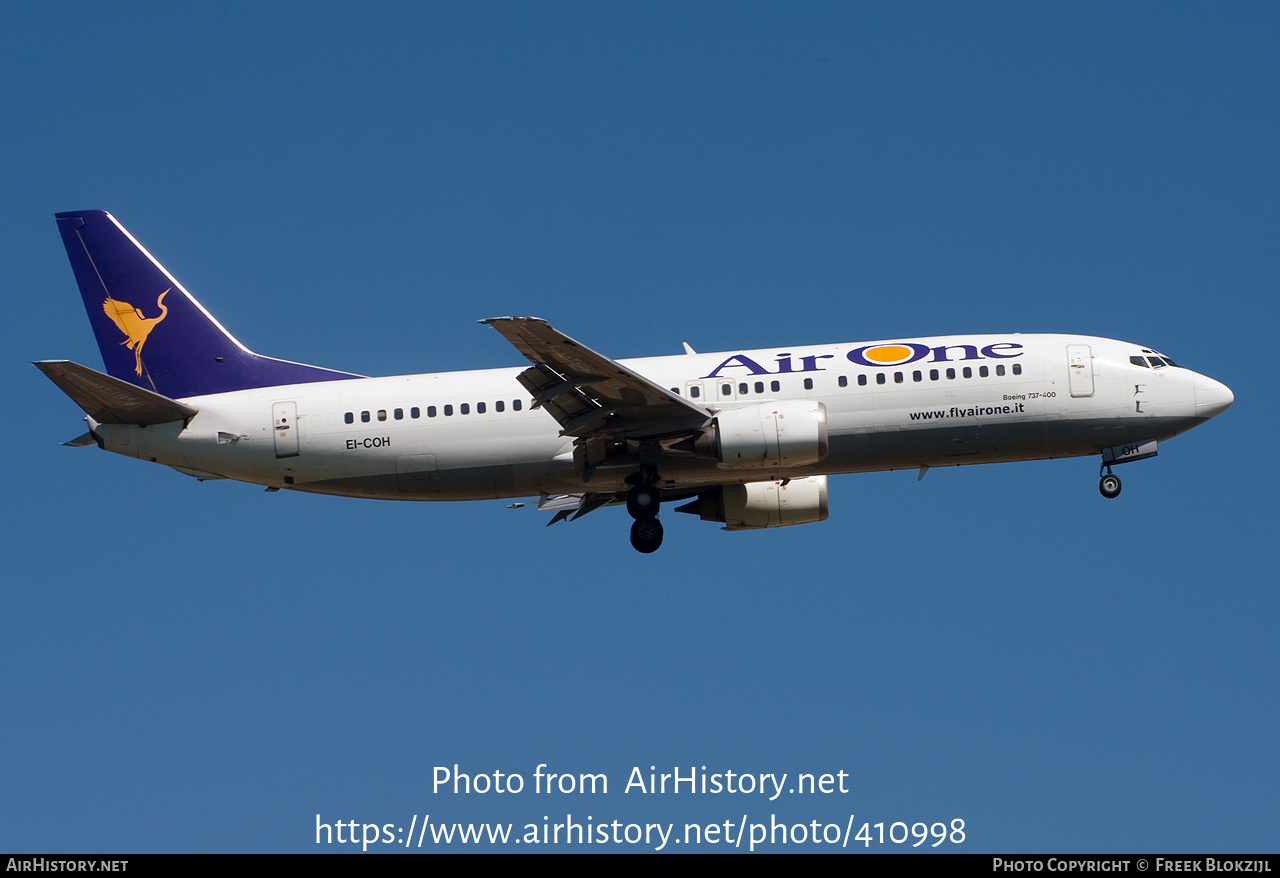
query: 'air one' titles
[{"left": 701, "top": 341, "right": 1025, "bottom": 379}]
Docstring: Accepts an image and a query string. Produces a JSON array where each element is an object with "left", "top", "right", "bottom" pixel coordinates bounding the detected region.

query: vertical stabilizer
[{"left": 55, "top": 210, "right": 362, "bottom": 399}]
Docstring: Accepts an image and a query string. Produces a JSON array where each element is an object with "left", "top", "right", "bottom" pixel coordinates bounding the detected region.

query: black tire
[
  {"left": 626, "top": 484, "right": 660, "bottom": 520},
  {"left": 630, "top": 518, "right": 664, "bottom": 553},
  {"left": 1099, "top": 474, "right": 1122, "bottom": 499}
]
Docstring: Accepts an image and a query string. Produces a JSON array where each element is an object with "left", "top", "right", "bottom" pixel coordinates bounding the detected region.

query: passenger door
[
  {"left": 272, "top": 401, "right": 300, "bottom": 458},
  {"left": 1067, "top": 345, "right": 1094, "bottom": 398}
]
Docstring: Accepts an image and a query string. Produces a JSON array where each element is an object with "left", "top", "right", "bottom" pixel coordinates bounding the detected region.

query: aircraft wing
[{"left": 480, "top": 317, "right": 711, "bottom": 440}]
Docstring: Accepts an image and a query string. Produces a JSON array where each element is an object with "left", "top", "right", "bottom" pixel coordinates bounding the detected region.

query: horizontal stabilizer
[
  {"left": 170, "top": 465, "right": 226, "bottom": 481},
  {"left": 34, "top": 360, "right": 198, "bottom": 426}
]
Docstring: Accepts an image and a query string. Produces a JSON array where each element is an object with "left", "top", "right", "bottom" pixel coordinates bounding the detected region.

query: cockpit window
[{"left": 1132, "top": 353, "right": 1180, "bottom": 368}]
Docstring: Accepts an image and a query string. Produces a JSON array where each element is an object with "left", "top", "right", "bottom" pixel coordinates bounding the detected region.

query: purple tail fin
[{"left": 55, "top": 210, "right": 363, "bottom": 399}]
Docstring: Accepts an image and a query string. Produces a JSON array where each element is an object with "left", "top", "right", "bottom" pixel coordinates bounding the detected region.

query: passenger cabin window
[
  {"left": 962, "top": 367, "right": 972, "bottom": 379},
  {"left": 344, "top": 412, "right": 354, "bottom": 424},
  {"left": 996, "top": 365, "right": 1005, "bottom": 376},
  {"left": 771, "top": 381, "right": 780, "bottom": 392},
  {"left": 513, "top": 400, "right": 522, "bottom": 411},
  {"left": 690, "top": 386, "right": 700, "bottom": 398},
  {"left": 979, "top": 366, "right": 988, "bottom": 377},
  {"left": 876, "top": 373, "right": 886, "bottom": 385},
  {"left": 893, "top": 372, "right": 903, "bottom": 384},
  {"left": 930, "top": 369, "right": 939, "bottom": 381},
  {"left": 721, "top": 384, "right": 732, "bottom": 395},
  {"left": 444, "top": 405, "right": 453, "bottom": 416},
  {"left": 377, "top": 409, "right": 387, "bottom": 421},
  {"left": 394, "top": 408, "right": 403, "bottom": 420},
  {"left": 739, "top": 383, "right": 748, "bottom": 394},
  {"left": 496, "top": 400, "right": 505, "bottom": 412},
  {"left": 1012, "top": 364, "right": 1022, "bottom": 375},
  {"left": 411, "top": 407, "right": 420, "bottom": 418},
  {"left": 913, "top": 371, "right": 922, "bottom": 382},
  {"left": 755, "top": 382, "right": 765, "bottom": 393},
  {"left": 427, "top": 406, "right": 437, "bottom": 417},
  {"left": 838, "top": 376, "right": 848, "bottom": 387},
  {"left": 804, "top": 378, "right": 813, "bottom": 390},
  {"left": 460, "top": 403, "right": 470, "bottom": 415},
  {"left": 361, "top": 411, "right": 370, "bottom": 423},
  {"left": 858, "top": 374, "right": 867, "bottom": 386},
  {"left": 477, "top": 402, "right": 486, "bottom": 413}
]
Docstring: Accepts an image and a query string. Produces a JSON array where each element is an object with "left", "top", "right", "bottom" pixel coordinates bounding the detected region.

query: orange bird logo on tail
[{"left": 103, "top": 289, "right": 169, "bottom": 375}]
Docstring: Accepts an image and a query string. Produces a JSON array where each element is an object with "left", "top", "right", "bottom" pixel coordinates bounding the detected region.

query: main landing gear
[
  {"left": 626, "top": 483, "right": 660, "bottom": 519},
  {"left": 629, "top": 518, "right": 664, "bottom": 553},
  {"left": 626, "top": 467, "right": 663, "bottom": 553},
  {"left": 1099, "top": 466, "right": 1122, "bottom": 499}
]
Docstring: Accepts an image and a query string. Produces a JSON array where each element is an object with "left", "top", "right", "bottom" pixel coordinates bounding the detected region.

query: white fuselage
[{"left": 86, "top": 333, "right": 1230, "bottom": 500}]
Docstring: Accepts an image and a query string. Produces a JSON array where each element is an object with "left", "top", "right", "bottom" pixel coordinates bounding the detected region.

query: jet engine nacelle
[
  {"left": 708, "top": 400, "right": 829, "bottom": 469},
  {"left": 676, "top": 475, "right": 829, "bottom": 531}
]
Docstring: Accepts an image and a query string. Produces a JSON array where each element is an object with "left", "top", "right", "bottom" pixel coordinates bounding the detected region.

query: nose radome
[{"left": 1194, "top": 374, "right": 1234, "bottom": 420}]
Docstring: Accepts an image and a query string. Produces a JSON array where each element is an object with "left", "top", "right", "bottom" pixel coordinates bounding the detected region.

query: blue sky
[{"left": 4, "top": 3, "right": 1277, "bottom": 853}]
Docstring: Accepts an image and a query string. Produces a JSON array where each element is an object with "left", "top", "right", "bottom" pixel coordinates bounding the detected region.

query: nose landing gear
[
  {"left": 1099, "top": 466, "right": 1122, "bottom": 499},
  {"left": 1097, "top": 440, "right": 1158, "bottom": 499}
]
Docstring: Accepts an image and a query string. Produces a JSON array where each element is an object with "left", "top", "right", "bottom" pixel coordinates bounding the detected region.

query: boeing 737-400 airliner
[{"left": 38, "top": 210, "right": 1234, "bottom": 552}]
